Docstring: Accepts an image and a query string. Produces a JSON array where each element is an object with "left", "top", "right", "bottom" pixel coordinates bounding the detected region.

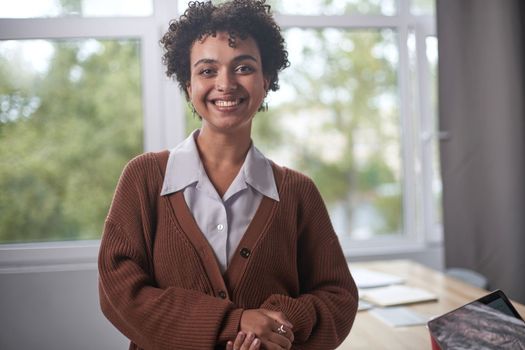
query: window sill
[
  {"left": 0, "top": 240, "right": 100, "bottom": 274},
  {"left": 0, "top": 238, "right": 443, "bottom": 273},
  {"left": 345, "top": 240, "right": 444, "bottom": 271}
]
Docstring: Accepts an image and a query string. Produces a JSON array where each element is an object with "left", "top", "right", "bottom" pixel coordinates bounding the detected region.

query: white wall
[{"left": 0, "top": 268, "right": 128, "bottom": 350}]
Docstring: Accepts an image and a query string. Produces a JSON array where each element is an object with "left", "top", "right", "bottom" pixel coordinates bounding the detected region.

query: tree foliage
[{"left": 0, "top": 40, "right": 142, "bottom": 243}]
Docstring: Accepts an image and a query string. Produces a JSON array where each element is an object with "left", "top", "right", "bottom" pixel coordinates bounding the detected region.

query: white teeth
[{"left": 215, "top": 99, "right": 240, "bottom": 107}]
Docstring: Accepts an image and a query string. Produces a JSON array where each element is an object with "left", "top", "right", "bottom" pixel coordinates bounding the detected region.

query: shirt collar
[
  {"left": 161, "top": 129, "right": 279, "bottom": 202},
  {"left": 160, "top": 129, "right": 202, "bottom": 196},
  {"left": 243, "top": 145, "right": 279, "bottom": 201}
]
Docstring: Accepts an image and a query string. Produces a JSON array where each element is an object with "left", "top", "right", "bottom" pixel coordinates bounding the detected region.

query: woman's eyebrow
[
  {"left": 232, "top": 54, "right": 258, "bottom": 63},
  {"left": 193, "top": 54, "right": 258, "bottom": 67},
  {"left": 193, "top": 58, "right": 217, "bottom": 67}
]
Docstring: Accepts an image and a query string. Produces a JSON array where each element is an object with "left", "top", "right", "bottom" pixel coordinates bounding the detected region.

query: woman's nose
[{"left": 215, "top": 70, "right": 238, "bottom": 92}]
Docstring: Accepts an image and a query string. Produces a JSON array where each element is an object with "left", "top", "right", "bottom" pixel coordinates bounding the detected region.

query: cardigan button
[
  {"left": 218, "top": 290, "right": 227, "bottom": 299},
  {"left": 240, "top": 248, "right": 251, "bottom": 258}
]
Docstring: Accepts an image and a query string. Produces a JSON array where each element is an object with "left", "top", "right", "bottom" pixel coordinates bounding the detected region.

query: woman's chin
[{"left": 201, "top": 116, "right": 253, "bottom": 134}]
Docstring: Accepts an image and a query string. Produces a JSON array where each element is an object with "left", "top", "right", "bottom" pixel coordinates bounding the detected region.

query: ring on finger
[{"left": 276, "top": 324, "right": 286, "bottom": 335}]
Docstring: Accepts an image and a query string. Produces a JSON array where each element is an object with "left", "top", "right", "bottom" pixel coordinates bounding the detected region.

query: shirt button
[
  {"left": 240, "top": 248, "right": 251, "bottom": 258},
  {"left": 217, "top": 224, "right": 224, "bottom": 231},
  {"left": 218, "top": 290, "right": 227, "bottom": 299}
]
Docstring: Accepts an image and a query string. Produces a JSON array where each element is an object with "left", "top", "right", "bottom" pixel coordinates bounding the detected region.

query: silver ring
[{"left": 277, "top": 324, "right": 286, "bottom": 335}]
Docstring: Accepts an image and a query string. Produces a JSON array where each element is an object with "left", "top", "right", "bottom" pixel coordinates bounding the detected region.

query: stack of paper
[
  {"left": 352, "top": 268, "right": 405, "bottom": 289},
  {"left": 359, "top": 285, "right": 438, "bottom": 307},
  {"left": 369, "top": 307, "right": 430, "bottom": 327}
]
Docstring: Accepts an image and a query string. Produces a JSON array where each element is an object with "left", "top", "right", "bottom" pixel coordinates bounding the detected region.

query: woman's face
[{"left": 187, "top": 31, "right": 269, "bottom": 134}]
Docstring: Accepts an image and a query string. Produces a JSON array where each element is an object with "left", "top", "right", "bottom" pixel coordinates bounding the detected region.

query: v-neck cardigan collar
[{"left": 166, "top": 163, "right": 283, "bottom": 300}]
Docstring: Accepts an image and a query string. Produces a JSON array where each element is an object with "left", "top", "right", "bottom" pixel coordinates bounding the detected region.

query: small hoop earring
[{"left": 259, "top": 101, "right": 268, "bottom": 112}]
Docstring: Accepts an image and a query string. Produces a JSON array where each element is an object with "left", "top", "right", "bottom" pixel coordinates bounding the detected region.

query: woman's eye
[
  {"left": 236, "top": 65, "right": 254, "bottom": 74},
  {"left": 199, "top": 68, "right": 215, "bottom": 76}
]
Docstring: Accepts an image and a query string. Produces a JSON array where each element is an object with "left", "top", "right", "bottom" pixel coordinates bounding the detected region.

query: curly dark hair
[{"left": 160, "top": 0, "right": 290, "bottom": 100}]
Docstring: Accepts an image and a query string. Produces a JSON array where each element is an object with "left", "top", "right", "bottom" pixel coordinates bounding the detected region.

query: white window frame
[{"left": 0, "top": 0, "right": 440, "bottom": 272}]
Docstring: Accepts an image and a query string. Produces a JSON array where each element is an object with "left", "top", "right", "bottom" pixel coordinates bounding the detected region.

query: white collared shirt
[{"left": 161, "top": 129, "right": 279, "bottom": 273}]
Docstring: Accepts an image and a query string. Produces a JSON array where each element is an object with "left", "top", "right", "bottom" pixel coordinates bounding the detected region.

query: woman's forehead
[{"left": 190, "top": 32, "right": 261, "bottom": 63}]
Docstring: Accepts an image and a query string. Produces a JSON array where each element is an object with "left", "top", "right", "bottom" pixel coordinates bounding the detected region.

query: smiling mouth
[{"left": 213, "top": 98, "right": 244, "bottom": 108}]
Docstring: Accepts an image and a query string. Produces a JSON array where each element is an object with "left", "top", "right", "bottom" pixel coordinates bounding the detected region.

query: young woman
[{"left": 98, "top": 1, "right": 358, "bottom": 349}]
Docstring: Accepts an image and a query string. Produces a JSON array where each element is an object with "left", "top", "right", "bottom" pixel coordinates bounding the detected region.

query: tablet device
[{"left": 427, "top": 290, "right": 525, "bottom": 349}]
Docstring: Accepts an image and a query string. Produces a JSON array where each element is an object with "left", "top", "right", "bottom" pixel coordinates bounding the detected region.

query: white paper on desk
[
  {"left": 358, "top": 299, "right": 374, "bottom": 311},
  {"left": 351, "top": 268, "right": 405, "bottom": 289},
  {"left": 360, "top": 285, "right": 437, "bottom": 307},
  {"left": 370, "top": 307, "right": 429, "bottom": 327}
]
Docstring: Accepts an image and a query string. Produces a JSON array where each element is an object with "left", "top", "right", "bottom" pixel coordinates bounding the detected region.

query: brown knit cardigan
[{"left": 98, "top": 151, "right": 358, "bottom": 350}]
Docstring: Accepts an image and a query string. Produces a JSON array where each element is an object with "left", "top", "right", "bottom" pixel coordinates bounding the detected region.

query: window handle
[{"left": 421, "top": 130, "right": 451, "bottom": 143}]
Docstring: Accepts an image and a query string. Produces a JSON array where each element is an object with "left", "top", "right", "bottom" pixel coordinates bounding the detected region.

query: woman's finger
[
  {"left": 233, "top": 332, "right": 246, "bottom": 350},
  {"left": 240, "top": 332, "right": 256, "bottom": 350},
  {"left": 272, "top": 321, "right": 294, "bottom": 343},
  {"left": 266, "top": 331, "right": 292, "bottom": 350},
  {"left": 232, "top": 332, "right": 261, "bottom": 350},
  {"left": 248, "top": 338, "right": 261, "bottom": 350}
]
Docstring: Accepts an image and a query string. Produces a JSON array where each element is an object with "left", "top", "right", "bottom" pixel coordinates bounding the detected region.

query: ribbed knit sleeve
[
  {"left": 260, "top": 174, "right": 358, "bottom": 349},
  {"left": 98, "top": 154, "right": 242, "bottom": 350}
]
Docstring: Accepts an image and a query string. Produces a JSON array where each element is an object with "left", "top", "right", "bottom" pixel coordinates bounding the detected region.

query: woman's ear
[
  {"left": 186, "top": 82, "right": 192, "bottom": 98},
  {"left": 263, "top": 76, "right": 270, "bottom": 92}
]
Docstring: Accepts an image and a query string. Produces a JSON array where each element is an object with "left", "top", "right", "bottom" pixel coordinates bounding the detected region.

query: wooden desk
[{"left": 337, "top": 260, "right": 525, "bottom": 350}]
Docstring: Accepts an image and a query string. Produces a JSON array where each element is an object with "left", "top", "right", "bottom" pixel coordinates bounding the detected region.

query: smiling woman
[{"left": 98, "top": 1, "right": 358, "bottom": 350}]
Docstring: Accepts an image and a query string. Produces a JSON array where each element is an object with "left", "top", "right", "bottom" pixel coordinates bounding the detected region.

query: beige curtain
[{"left": 437, "top": 0, "right": 525, "bottom": 303}]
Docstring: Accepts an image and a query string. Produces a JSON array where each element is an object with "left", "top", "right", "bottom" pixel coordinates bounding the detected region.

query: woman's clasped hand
[
  {"left": 240, "top": 309, "right": 294, "bottom": 349},
  {"left": 227, "top": 309, "right": 294, "bottom": 350}
]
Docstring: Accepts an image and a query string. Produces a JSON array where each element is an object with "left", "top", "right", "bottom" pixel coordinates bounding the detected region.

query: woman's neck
[
  {"left": 195, "top": 127, "right": 251, "bottom": 198},
  {"left": 195, "top": 127, "right": 251, "bottom": 170}
]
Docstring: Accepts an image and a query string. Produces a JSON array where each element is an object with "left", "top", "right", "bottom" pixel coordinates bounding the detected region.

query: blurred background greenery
[{"left": 0, "top": 40, "right": 142, "bottom": 242}]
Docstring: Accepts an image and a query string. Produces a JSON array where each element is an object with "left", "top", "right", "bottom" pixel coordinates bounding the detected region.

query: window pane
[
  {"left": 260, "top": 29, "right": 402, "bottom": 241},
  {"left": 197, "top": 28, "right": 402, "bottom": 242},
  {"left": 0, "top": 39, "right": 143, "bottom": 243},
  {"left": 178, "top": 0, "right": 396, "bottom": 16},
  {"left": 0, "top": 0, "right": 153, "bottom": 18},
  {"left": 411, "top": 0, "right": 435, "bottom": 16}
]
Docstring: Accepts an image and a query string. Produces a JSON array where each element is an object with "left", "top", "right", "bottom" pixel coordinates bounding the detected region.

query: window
[
  {"left": 0, "top": 0, "right": 180, "bottom": 247},
  {"left": 0, "top": 0, "right": 439, "bottom": 262}
]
